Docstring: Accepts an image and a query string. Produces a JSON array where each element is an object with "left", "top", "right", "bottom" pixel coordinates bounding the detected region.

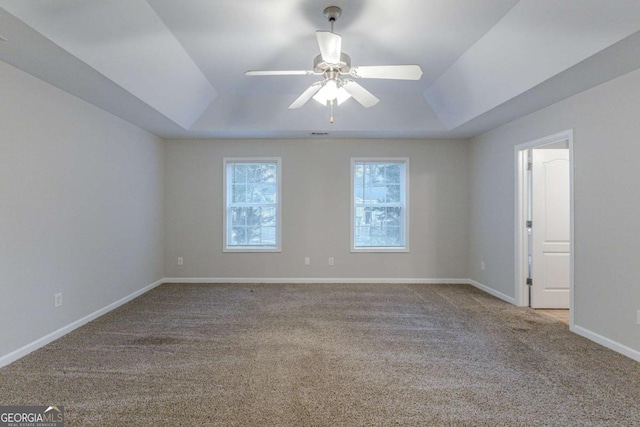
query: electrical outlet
[
  {"left": 328, "top": 257, "right": 334, "bottom": 266},
  {"left": 480, "top": 261, "right": 486, "bottom": 271},
  {"left": 54, "top": 293, "right": 62, "bottom": 308},
  {"left": 304, "top": 257, "right": 310, "bottom": 265},
  {"left": 178, "top": 257, "right": 183, "bottom": 266}
]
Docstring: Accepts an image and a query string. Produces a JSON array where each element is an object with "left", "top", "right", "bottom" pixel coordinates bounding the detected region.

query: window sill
[
  {"left": 351, "top": 247, "right": 409, "bottom": 253},
  {"left": 224, "top": 247, "right": 281, "bottom": 253}
]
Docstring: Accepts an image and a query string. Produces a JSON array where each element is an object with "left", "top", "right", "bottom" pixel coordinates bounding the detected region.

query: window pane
[
  {"left": 384, "top": 207, "right": 401, "bottom": 226},
  {"left": 261, "top": 208, "right": 276, "bottom": 226},
  {"left": 387, "top": 227, "right": 401, "bottom": 246},
  {"left": 246, "top": 207, "right": 261, "bottom": 226},
  {"left": 231, "top": 227, "right": 246, "bottom": 245},
  {"left": 266, "top": 183, "right": 278, "bottom": 201},
  {"left": 385, "top": 164, "right": 401, "bottom": 183},
  {"left": 254, "top": 183, "right": 276, "bottom": 203},
  {"left": 233, "top": 164, "right": 246, "bottom": 184},
  {"left": 355, "top": 226, "right": 370, "bottom": 246},
  {"left": 260, "top": 227, "right": 276, "bottom": 245},
  {"left": 385, "top": 184, "right": 401, "bottom": 203},
  {"left": 354, "top": 163, "right": 364, "bottom": 196},
  {"left": 354, "top": 206, "right": 365, "bottom": 226},
  {"left": 372, "top": 164, "right": 385, "bottom": 185},
  {"left": 370, "top": 227, "right": 386, "bottom": 246},
  {"left": 247, "top": 227, "right": 261, "bottom": 245},
  {"left": 247, "top": 184, "right": 262, "bottom": 203},
  {"left": 246, "top": 164, "right": 259, "bottom": 183},
  {"left": 370, "top": 207, "right": 386, "bottom": 226},
  {"left": 230, "top": 207, "right": 246, "bottom": 226},
  {"left": 232, "top": 185, "right": 246, "bottom": 203},
  {"left": 264, "top": 164, "right": 277, "bottom": 183},
  {"left": 364, "top": 185, "right": 384, "bottom": 204}
]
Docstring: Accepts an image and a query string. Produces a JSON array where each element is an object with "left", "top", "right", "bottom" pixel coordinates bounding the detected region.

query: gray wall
[
  {"left": 469, "top": 66, "right": 640, "bottom": 353},
  {"left": 0, "top": 61, "right": 165, "bottom": 358},
  {"left": 164, "top": 138, "right": 470, "bottom": 280}
]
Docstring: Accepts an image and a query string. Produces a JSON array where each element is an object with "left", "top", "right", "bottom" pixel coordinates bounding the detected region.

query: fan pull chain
[{"left": 329, "top": 100, "right": 334, "bottom": 123}]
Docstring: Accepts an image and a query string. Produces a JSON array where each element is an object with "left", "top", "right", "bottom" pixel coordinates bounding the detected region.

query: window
[
  {"left": 351, "top": 158, "right": 409, "bottom": 252},
  {"left": 224, "top": 158, "right": 281, "bottom": 251}
]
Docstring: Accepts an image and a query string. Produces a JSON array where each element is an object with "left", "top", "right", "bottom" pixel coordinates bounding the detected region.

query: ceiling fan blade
[
  {"left": 289, "top": 83, "right": 323, "bottom": 109},
  {"left": 316, "top": 31, "right": 342, "bottom": 64},
  {"left": 342, "top": 81, "right": 379, "bottom": 108},
  {"left": 246, "top": 70, "right": 314, "bottom": 76},
  {"left": 350, "top": 65, "right": 423, "bottom": 80}
]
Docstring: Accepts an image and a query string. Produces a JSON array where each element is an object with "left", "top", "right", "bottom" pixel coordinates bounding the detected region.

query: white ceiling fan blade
[
  {"left": 289, "top": 83, "right": 323, "bottom": 109},
  {"left": 342, "top": 81, "right": 379, "bottom": 108},
  {"left": 350, "top": 65, "right": 423, "bottom": 80},
  {"left": 246, "top": 70, "right": 314, "bottom": 76},
  {"left": 316, "top": 31, "right": 342, "bottom": 64}
]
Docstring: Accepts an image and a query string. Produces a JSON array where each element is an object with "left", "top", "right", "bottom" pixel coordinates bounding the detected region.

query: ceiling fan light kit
[{"left": 246, "top": 6, "right": 423, "bottom": 123}]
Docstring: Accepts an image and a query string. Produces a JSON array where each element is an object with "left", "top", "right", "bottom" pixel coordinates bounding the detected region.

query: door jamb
[{"left": 514, "top": 129, "right": 575, "bottom": 329}]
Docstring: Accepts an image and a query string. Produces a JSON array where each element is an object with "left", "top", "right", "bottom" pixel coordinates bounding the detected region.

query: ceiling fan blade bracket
[{"left": 313, "top": 53, "right": 351, "bottom": 74}]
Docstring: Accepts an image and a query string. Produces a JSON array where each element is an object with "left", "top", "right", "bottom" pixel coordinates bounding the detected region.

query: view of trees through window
[
  {"left": 353, "top": 160, "right": 407, "bottom": 248},
  {"left": 225, "top": 161, "right": 279, "bottom": 249}
]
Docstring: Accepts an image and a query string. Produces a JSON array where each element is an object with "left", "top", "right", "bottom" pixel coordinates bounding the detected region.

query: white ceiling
[{"left": 1, "top": 0, "right": 640, "bottom": 139}]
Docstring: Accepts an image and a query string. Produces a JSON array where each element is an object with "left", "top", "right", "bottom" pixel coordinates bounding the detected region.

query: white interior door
[{"left": 531, "top": 148, "right": 570, "bottom": 308}]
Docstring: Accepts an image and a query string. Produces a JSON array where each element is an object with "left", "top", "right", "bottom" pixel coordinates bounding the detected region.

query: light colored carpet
[
  {"left": 536, "top": 309, "right": 570, "bottom": 325},
  {"left": 1, "top": 283, "right": 639, "bottom": 426}
]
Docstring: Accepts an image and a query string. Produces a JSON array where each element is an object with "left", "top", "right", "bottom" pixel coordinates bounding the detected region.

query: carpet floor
[{"left": 1, "top": 283, "right": 639, "bottom": 426}]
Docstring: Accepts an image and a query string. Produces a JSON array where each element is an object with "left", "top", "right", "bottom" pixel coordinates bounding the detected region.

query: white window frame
[
  {"left": 351, "top": 157, "right": 410, "bottom": 253},
  {"left": 223, "top": 157, "right": 282, "bottom": 252}
]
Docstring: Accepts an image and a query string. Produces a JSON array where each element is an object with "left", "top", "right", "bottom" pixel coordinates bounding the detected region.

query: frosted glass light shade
[{"left": 313, "top": 79, "right": 350, "bottom": 105}]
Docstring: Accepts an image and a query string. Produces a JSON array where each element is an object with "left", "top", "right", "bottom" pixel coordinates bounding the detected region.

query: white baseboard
[
  {"left": 162, "top": 277, "right": 471, "bottom": 285},
  {"left": 0, "top": 278, "right": 164, "bottom": 369},
  {"left": 572, "top": 325, "right": 640, "bottom": 363},
  {"left": 468, "top": 279, "right": 517, "bottom": 305}
]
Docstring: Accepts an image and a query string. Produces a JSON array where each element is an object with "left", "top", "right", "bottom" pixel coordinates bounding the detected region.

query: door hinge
[
  {"left": 526, "top": 278, "right": 533, "bottom": 286},
  {"left": 526, "top": 220, "right": 533, "bottom": 228},
  {"left": 527, "top": 161, "right": 532, "bottom": 171}
]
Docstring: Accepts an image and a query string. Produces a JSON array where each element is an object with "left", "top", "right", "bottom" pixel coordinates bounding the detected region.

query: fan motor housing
[{"left": 313, "top": 53, "right": 351, "bottom": 74}]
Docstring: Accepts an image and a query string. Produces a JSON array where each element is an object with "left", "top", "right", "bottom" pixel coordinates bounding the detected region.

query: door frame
[{"left": 514, "top": 129, "right": 575, "bottom": 328}]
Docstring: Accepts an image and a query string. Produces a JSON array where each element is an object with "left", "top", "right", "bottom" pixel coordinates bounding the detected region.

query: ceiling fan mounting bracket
[{"left": 323, "top": 6, "right": 342, "bottom": 23}]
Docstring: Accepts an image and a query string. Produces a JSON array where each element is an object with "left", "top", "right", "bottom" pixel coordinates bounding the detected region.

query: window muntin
[
  {"left": 352, "top": 159, "right": 408, "bottom": 251},
  {"left": 224, "top": 159, "right": 281, "bottom": 251}
]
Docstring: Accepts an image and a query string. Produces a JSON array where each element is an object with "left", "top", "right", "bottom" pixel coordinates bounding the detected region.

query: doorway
[{"left": 515, "top": 130, "right": 574, "bottom": 328}]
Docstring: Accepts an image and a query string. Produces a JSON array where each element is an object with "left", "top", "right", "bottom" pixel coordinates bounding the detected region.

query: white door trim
[{"left": 514, "top": 130, "right": 575, "bottom": 328}]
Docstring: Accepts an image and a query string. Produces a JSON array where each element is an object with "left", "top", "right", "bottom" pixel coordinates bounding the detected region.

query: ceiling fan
[{"left": 245, "top": 6, "right": 423, "bottom": 123}]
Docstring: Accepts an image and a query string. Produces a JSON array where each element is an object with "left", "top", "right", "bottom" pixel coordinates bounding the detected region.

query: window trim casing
[
  {"left": 350, "top": 157, "right": 410, "bottom": 253},
  {"left": 223, "top": 157, "right": 282, "bottom": 253}
]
